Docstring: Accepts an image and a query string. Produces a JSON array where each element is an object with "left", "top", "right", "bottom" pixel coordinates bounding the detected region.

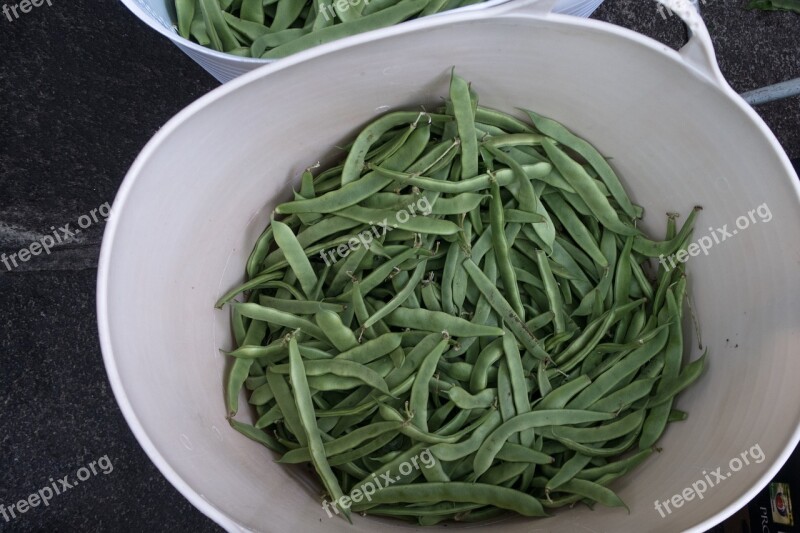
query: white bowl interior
[{"left": 99, "top": 10, "right": 800, "bottom": 533}]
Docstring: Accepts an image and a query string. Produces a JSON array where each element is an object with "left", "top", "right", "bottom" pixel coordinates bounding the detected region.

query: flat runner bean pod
[
  {"left": 288, "top": 337, "right": 351, "bottom": 522},
  {"left": 384, "top": 307, "right": 505, "bottom": 337},
  {"left": 351, "top": 482, "right": 547, "bottom": 517},
  {"left": 473, "top": 410, "right": 615, "bottom": 477},
  {"left": 269, "top": 359, "right": 391, "bottom": 395},
  {"left": 541, "top": 139, "right": 638, "bottom": 236}
]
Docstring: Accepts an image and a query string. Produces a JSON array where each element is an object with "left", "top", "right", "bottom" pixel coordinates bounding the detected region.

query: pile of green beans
[
  {"left": 219, "top": 74, "right": 708, "bottom": 524},
  {"left": 174, "top": 0, "right": 482, "bottom": 59}
]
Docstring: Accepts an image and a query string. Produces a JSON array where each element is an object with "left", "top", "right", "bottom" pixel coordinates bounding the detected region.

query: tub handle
[
  {"left": 494, "top": 0, "right": 728, "bottom": 88},
  {"left": 657, "top": 0, "right": 727, "bottom": 87}
]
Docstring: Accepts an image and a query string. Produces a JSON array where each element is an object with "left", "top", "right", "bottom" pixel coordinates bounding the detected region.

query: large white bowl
[
  {"left": 119, "top": 0, "right": 606, "bottom": 82},
  {"left": 98, "top": 1, "right": 800, "bottom": 531}
]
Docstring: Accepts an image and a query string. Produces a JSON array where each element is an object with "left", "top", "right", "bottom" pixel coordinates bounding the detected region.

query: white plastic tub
[
  {"left": 119, "top": 0, "right": 606, "bottom": 82},
  {"left": 98, "top": 1, "right": 800, "bottom": 531}
]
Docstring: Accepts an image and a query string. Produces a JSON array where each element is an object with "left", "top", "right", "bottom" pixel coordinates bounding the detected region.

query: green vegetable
[
  {"left": 174, "top": 0, "right": 488, "bottom": 58},
  {"left": 219, "top": 73, "right": 708, "bottom": 524},
  {"left": 746, "top": 0, "right": 800, "bottom": 14}
]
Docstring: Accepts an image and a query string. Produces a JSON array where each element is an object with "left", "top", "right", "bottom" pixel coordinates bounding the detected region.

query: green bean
[
  {"left": 591, "top": 378, "right": 657, "bottom": 413},
  {"left": 369, "top": 125, "right": 417, "bottom": 166},
  {"left": 538, "top": 375, "right": 591, "bottom": 410},
  {"left": 223, "top": 12, "right": 269, "bottom": 43},
  {"left": 429, "top": 410, "right": 502, "bottom": 462},
  {"left": 557, "top": 477, "right": 628, "bottom": 509},
  {"left": 542, "top": 139, "right": 638, "bottom": 236},
  {"left": 335, "top": 332, "right": 403, "bottom": 364},
  {"left": 288, "top": 337, "right": 351, "bottom": 522},
  {"left": 634, "top": 206, "right": 701, "bottom": 257},
  {"left": 450, "top": 73, "right": 479, "bottom": 179},
  {"left": 369, "top": 163, "right": 552, "bottom": 194},
  {"left": 229, "top": 419, "right": 285, "bottom": 453},
  {"left": 257, "top": 296, "right": 344, "bottom": 315},
  {"left": 576, "top": 447, "right": 654, "bottom": 481},
  {"left": 175, "top": 0, "right": 196, "bottom": 39},
  {"left": 630, "top": 257, "right": 654, "bottom": 300},
  {"left": 272, "top": 219, "right": 318, "bottom": 297},
  {"left": 558, "top": 306, "right": 619, "bottom": 373},
  {"left": 239, "top": 0, "right": 264, "bottom": 23},
  {"left": 546, "top": 453, "right": 593, "bottom": 493},
  {"left": 473, "top": 410, "right": 614, "bottom": 477},
  {"left": 525, "top": 109, "right": 637, "bottom": 219},
  {"left": 265, "top": 370, "right": 307, "bottom": 446},
  {"left": 639, "top": 290, "right": 683, "bottom": 448},
  {"left": 568, "top": 325, "right": 669, "bottom": 410},
  {"left": 226, "top": 315, "right": 267, "bottom": 415},
  {"left": 339, "top": 246, "right": 425, "bottom": 299},
  {"left": 668, "top": 409, "right": 688, "bottom": 422},
  {"left": 384, "top": 307, "right": 504, "bottom": 337},
  {"left": 351, "top": 482, "right": 546, "bottom": 517},
  {"left": 278, "top": 421, "right": 402, "bottom": 464},
  {"left": 328, "top": 430, "right": 399, "bottom": 466},
  {"left": 451, "top": 244, "right": 469, "bottom": 313},
  {"left": 314, "top": 309, "right": 358, "bottom": 352},
  {"left": 502, "top": 333, "right": 532, "bottom": 436},
  {"left": 263, "top": 0, "right": 428, "bottom": 58},
  {"left": 441, "top": 242, "right": 460, "bottom": 315},
  {"left": 367, "top": 502, "right": 480, "bottom": 518},
  {"left": 254, "top": 404, "right": 282, "bottom": 429},
  {"left": 378, "top": 404, "right": 461, "bottom": 444},
  {"left": 198, "top": 0, "right": 239, "bottom": 51},
  {"left": 264, "top": 217, "right": 360, "bottom": 269},
  {"left": 271, "top": 359, "right": 390, "bottom": 395},
  {"left": 491, "top": 182, "right": 525, "bottom": 319},
  {"left": 410, "top": 335, "right": 449, "bottom": 431},
  {"left": 536, "top": 249, "right": 566, "bottom": 335},
  {"left": 462, "top": 258, "right": 549, "bottom": 360},
  {"left": 189, "top": 10, "right": 210, "bottom": 46},
  {"left": 446, "top": 387, "right": 496, "bottom": 409},
  {"left": 645, "top": 350, "right": 708, "bottom": 408},
  {"left": 477, "top": 461, "right": 529, "bottom": 485},
  {"left": 496, "top": 443, "right": 554, "bottom": 464},
  {"left": 552, "top": 410, "right": 645, "bottom": 443},
  {"left": 554, "top": 426, "right": 641, "bottom": 458},
  {"left": 544, "top": 194, "right": 608, "bottom": 269},
  {"left": 227, "top": 358, "right": 254, "bottom": 417},
  {"left": 248, "top": 381, "right": 275, "bottom": 406},
  {"left": 335, "top": 205, "right": 459, "bottom": 235},
  {"left": 428, "top": 401, "right": 457, "bottom": 432},
  {"left": 435, "top": 407, "right": 472, "bottom": 436},
  {"left": 276, "top": 171, "right": 393, "bottom": 215},
  {"left": 430, "top": 193, "right": 487, "bottom": 215},
  {"left": 469, "top": 338, "right": 503, "bottom": 393},
  {"left": 365, "top": 262, "right": 428, "bottom": 329},
  {"left": 474, "top": 107, "right": 534, "bottom": 134},
  {"left": 419, "top": 276, "right": 442, "bottom": 313}
]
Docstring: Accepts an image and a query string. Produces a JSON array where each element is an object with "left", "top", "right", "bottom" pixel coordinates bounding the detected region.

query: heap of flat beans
[
  {"left": 218, "top": 74, "right": 708, "bottom": 524},
  {"left": 174, "top": 0, "right": 480, "bottom": 59}
]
